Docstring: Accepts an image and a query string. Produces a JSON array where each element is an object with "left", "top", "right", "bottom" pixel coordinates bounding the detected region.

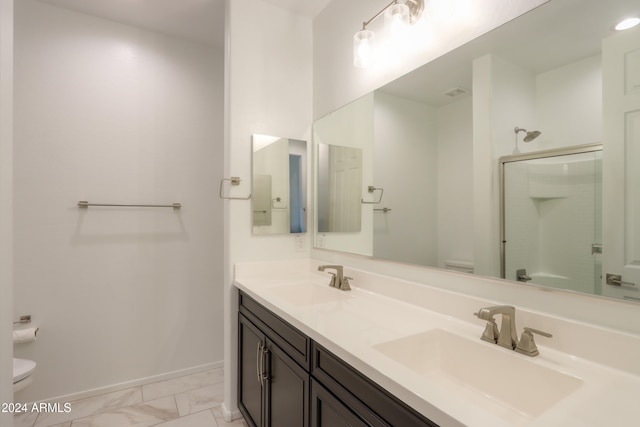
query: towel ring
[
  {"left": 361, "top": 186, "right": 384, "bottom": 204},
  {"left": 219, "top": 177, "right": 251, "bottom": 200}
]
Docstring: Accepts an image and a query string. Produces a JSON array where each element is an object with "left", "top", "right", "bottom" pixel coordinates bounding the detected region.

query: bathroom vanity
[
  {"left": 238, "top": 290, "right": 435, "bottom": 427},
  {"left": 234, "top": 259, "right": 640, "bottom": 427}
]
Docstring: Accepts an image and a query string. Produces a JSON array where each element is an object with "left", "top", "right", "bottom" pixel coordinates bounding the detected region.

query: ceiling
[
  {"left": 36, "top": 0, "right": 638, "bottom": 107},
  {"left": 379, "top": 0, "right": 640, "bottom": 106},
  {"left": 36, "top": 0, "right": 331, "bottom": 47}
]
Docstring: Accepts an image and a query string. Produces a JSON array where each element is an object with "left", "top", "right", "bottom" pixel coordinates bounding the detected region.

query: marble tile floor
[{"left": 14, "top": 368, "right": 249, "bottom": 427}]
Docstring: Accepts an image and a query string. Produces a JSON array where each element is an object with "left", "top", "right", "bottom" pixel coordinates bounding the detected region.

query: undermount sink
[
  {"left": 266, "top": 283, "right": 348, "bottom": 306},
  {"left": 373, "top": 329, "right": 583, "bottom": 420}
]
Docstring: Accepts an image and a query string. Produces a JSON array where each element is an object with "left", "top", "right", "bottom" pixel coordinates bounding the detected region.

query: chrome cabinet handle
[
  {"left": 260, "top": 345, "right": 269, "bottom": 386},
  {"left": 256, "top": 342, "right": 263, "bottom": 384},
  {"left": 606, "top": 273, "right": 636, "bottom": 287}
]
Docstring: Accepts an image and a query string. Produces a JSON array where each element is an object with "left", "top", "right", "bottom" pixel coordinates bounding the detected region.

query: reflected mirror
[
  {"left": 252, "top": 134, "right": 307, "bottom": 235},
  {"left": 313, "top": 0, "right": 640, "bottom": 302}
]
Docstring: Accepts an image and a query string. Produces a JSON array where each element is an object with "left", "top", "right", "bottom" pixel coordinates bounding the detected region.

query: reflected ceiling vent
[{"left": 444, "top": 87, "right": 469, "bottom": 97}]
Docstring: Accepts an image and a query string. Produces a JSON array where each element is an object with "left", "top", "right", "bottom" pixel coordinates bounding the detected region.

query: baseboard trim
[
  {"left": 221, "top": 402, "right": 242, "bottom": 422},
  {"left": 34, "top": 361, "right": 224, "bottom": 405}
]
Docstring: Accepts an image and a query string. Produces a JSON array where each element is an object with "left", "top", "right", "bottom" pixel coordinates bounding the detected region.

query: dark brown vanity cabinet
[
  {"left": 238, "top": 292, "right": 310, "bottom": 427},
  {"left": 238, "top": 290, "right": 438, "bottom": 427},
  {"left": 311, "top": 343, "right": 439, "bottom": 427}
]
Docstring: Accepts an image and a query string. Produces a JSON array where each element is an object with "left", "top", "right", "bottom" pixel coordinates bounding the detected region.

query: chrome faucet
[
  {"left": 474, "top": 305, "right": 518, "bottom": 350},
  {"left": 474, "top": 305, "right": 553, "bottom": 356},
  {"left": 318, "top": 265, "right": 351, "bottom": 291}
]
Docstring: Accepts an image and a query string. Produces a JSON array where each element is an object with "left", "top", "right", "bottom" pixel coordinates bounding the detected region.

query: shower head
[
  {"left": 523, "top": 130, "right": 541, "bottom": 142},
  {"left": 514, "top": 127, "right": 541, "bottom": 142}
]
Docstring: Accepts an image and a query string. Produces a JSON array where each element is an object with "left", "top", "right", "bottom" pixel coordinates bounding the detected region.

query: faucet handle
[
  {"left": 480, "top": 319, "right": 499, "bottom": 344},
  {"left": 327, "top": 272, "right": 337, "bottom": 288},
  {"left": 516, "top": 327, "right": 552, "bottom": 357},
  {"left": 524, "top": 327, "right": 552, "bottom": 338}
]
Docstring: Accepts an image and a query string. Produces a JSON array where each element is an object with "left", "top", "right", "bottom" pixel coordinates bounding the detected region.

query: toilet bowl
[{"left": 13, "top": 358, "right": 36, "bottom": 393}]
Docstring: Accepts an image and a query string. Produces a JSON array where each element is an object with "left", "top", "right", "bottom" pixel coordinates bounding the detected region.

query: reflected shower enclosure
[{"left": 500, "top": 144, "right": 603, "bottom": 295}]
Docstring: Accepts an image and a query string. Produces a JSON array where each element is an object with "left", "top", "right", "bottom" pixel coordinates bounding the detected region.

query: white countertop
[{"left": 234, "top": 259, "right": 640, "bottom": 427}]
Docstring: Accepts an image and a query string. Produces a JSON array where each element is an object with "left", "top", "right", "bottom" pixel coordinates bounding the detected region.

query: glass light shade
[
  {"left": 615, "top": 17, "right": 640, "bottom": 31},
  {"left": 354, "top": 29, "right": 375, "bottom": 68},
  {"left": 385, "top": 3, "right": 411, "bottom": 37}
]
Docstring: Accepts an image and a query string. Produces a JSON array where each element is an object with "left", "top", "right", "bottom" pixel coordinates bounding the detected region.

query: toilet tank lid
[{"left": 13, "top": 358, "right": 36, "bottom": 382}]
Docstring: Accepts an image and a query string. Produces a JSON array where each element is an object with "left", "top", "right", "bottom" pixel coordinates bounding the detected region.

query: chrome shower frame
[{"left": 498, "top": 143, "right": 603, "bottom": 279}]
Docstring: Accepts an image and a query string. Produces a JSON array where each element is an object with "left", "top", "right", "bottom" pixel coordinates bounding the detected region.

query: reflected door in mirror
[{"left": 317, "top": 143, "right": 362, "bottom": 233}]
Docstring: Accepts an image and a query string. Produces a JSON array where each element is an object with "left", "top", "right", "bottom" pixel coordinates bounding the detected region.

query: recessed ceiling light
[{"left": 615, "top": 17, "right": 640, "bottom": 31}]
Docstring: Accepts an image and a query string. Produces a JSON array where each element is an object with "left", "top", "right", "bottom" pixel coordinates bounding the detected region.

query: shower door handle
[{"left": 606, "top": 273, "right": 636, "bottom": 287}]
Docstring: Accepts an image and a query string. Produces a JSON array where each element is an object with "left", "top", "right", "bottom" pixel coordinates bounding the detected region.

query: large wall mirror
[
  {"left": 313, "top": 0, "right": 640, "bottom": 302},
  {"left": 252, "top": 134, "right": 307, "bottom": 235}
]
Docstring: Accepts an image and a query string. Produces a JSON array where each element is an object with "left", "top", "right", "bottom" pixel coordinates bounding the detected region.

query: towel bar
[{"left": 78, "top": 201, "right": 181, "bottom": 209}]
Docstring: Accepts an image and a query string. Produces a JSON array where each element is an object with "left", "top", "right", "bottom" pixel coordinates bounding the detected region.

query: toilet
[{"left": 13, "top": 358, "right": 36, "bottom": 393}]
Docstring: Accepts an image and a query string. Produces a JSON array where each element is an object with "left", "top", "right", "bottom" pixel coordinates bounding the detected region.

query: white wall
[
  {"left": 316, "top": 89, "right": 473, "bottom": 269},
  {"left": 537, "top": 54, "right": 602, "bottom": 148},
  {"left": 13, "top": 0, "right": 224, "bottom": 402},
  {"left": 488, "top": 52, "right": 602, "bottom": 157},
  {"left": 490, "top": 55, "right": 538, "bottom": 158},
  {"left": 436, "top": 96, "right": 474, "bottom": 268},
  {"left": 0, "top": 0, "right": 14, "bottom": 423},
  {"left": 223, "top": 0, "right": 313, "bottom": 418},
  {"left": 474, "top": 54, "right": 538, "bottom": 277},
  {"left": 373, "top": 91, "right": 437, "bottom": 265}
]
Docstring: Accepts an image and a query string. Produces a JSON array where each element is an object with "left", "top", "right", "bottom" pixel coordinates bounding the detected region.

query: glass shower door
[{"left": 501, "top": 147, "right": 602, "bottom": 296}]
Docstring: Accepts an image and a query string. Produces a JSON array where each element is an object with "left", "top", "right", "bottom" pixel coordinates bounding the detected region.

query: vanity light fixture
[
  {"left": 614, "top": 17, "right": 640, "bottom": 31},
  {"left": 354, "top": 0, "right": 425, "bottom": 68}
]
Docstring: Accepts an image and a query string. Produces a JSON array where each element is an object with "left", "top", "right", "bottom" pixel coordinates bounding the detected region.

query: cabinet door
[
  {"left": 265, "top": 339, "right": 310, "bottom": 427},
  {"left": 312, "top": 343, "right": 436, "bottom": 427},
  {"left": 238, "top": 315, "right": 266, "bottom": 427},
  {"left": 311, "top": 379, "right": 369, "bottom": 427}
]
